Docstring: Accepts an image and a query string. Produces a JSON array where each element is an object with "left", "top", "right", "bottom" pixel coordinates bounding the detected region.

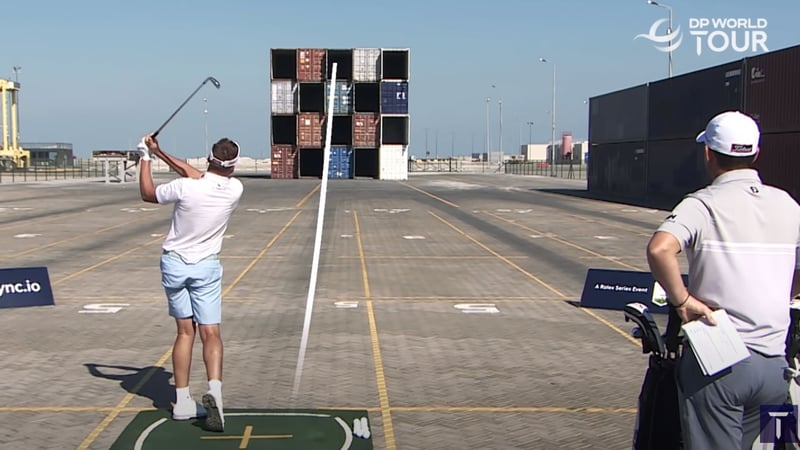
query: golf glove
[{"left": 136, "top": 138, "right": 151, "bottom": 161}]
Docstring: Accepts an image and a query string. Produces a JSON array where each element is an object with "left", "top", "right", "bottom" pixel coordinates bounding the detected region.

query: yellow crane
[{"left": 0, "top": 78, "right": 29, "bottom": 171}]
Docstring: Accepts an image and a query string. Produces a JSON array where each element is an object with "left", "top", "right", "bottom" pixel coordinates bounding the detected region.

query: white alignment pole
[{"left": 292, "top": 62, "right": 337, "bottom": 398}]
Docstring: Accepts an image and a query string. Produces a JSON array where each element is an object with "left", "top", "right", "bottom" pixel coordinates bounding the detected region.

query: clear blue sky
[{"left": 4, "top": 0, "right": 798, "bottom": 158}]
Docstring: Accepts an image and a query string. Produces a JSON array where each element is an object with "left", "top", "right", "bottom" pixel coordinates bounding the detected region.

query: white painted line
[
  {"left": 496, "top": 209, "right": 512, "bottom": 213},
  {"left": 149, "top": 233, "right": 164, "bottom": 238},
  {"left": 340, "top": 234, "right": 353, "bottom": 238},
  {"left": 80, "top": 303, "right": 130, "bottom": 314},
  {"left": 373, "top": 208, "right": 410, "bottom": 214},
  {"left": 14, "top": 233, "right": 40, "bottom": 238},
  {"left": 134, "top": 418, "right": 167, "bottom": 450},
  {"left": 454, "top": 303, "right": 500, "bottom": 314},
  {"left": 529, "top": 235, "right": 542, "bottom": 239},
  {"left": 516, "top": 209, "right": 532, "bottom": 214},
  {"left": 334, "top": 301, "right": 359, "bottom": 309},
  {"left": 402, "top": 235, "right": 426, "bottom": 240},
  {"left": 594, "top": 236, "right": 618, "bottom": 240},
  {"left": 293, "top": 62, "right": 338, "bottom": 399}
]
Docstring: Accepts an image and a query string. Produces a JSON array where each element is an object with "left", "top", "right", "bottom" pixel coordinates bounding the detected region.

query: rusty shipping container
[
  {"left": 646, "top": 139, "right": 708, "bottom": 206},
  {"left": 587, "top": 141, "right": 647, "bottom": 200},
  {"left": 297, "top": 113, "right": 324, "bottom": 148},
  {"left": 352, "top": 113, "right": 379, "bottom": 148},
  {"left": 755, "top": 132, "right": 800, "bottom": 202},
  {"left": 297, "top": 49, "right": 326, "bottom": 81},
  {"left": 270, "top": 145, "right": 297, "bottom": 179},
  {"left": 648, "top": 61, "right": 744, "bottom": 141},
  {"left": 589, "top": 84, "right": 648, "bottom": 144},
  {"left": 745, "top": 45, "right": 800, "bottom": 134}
]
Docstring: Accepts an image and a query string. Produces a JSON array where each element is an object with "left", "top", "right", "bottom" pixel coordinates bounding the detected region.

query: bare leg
[
  {"left": 198, "top": 324, "right": 223, "bottom": 381},
  {"left": 172, "top": 318, "right": 197, "bottom": 388}
]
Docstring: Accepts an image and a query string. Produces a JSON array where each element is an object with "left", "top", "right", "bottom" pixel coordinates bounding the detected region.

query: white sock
[
  {"left": 175, "top": 387, "right": 192, "bottom": 405},
  {"left": 208, "top": 379, "right": 222, "bottom": 397}
]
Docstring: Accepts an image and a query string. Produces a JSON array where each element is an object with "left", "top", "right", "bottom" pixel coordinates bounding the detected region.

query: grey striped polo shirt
[{"left": 657, "top": 169, "right": 800, "bottom": 356}]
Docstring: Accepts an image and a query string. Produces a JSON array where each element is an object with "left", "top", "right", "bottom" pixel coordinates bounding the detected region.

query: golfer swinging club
[{"left": 136, "top": 134, "right": 243, "bottom": 432}]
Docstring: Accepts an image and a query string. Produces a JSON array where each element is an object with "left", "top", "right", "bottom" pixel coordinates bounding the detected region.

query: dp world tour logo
[
  {"left": 636, "top": 17, "right": 768, "bottom": 56},
  {"left": 635, "top": 18, "right": 683, "bottom": 53}
]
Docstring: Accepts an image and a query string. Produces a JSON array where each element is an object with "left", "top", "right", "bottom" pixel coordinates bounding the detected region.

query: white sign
[{"left": 636, "top": 17, "right": 768, "bottom": 56}]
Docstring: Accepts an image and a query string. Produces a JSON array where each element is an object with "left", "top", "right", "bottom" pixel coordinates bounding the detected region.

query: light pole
[
  {"left": 539, "top": 58, "right": 556, "bottom": 176},
  {"left": 648, "top": 0, "right": 674, "bottom": 78},
  {"left": 526, "top": 121, "right": 534, "bottom": 144},
  {"left": 485, "top": 97, "right": 491, "bottom": 164},
  {"left": 203, "top": 98, "right": 209, "bottom": 154},
  {"left": 498, "top": 98, "right": 503, "bottom": 167},
  {"left": 12, "top": 66, "right": 21, "bottom": 83}
]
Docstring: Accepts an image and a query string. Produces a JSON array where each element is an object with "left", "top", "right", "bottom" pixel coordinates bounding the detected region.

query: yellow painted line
[
  {"left": 8, "top": 217, "right": 151, "bottom": 259},
  {"left": 76, "top": 351, "right": 173, "bottom": 450},
  {"left": 564, "top": 213, "right": 653, "bottom": 237},
  {"left": 0, "top": 405, "right": 635, "bottom": 414},
  {"left": 484, "top": 211, "right": 644, "bottom": 271},
  {"left": 337, "top": 296, "right": 573, "bottom": 302},
  {"left": 580, "top": 307, "right": 640, "bottom": 346},
  {"left": 224, "top": 210, "right": 303, "bottom": 296},
  {"left": 390, "top": 406, "right": 636, "bottom": 414},
  {"left": 53, "top": 236, "right": 163, "bottom": 286},
  {"left": 296, "top": 184, "right": 321, "bottom": 208},
  {"left": 401, "top": 182, "right": 460, "bottom": 208},
  {"left": 429, "top": 210, "right": 639, "bottom": 348},
  {"left": 336, "top": 255, "right": 529, "bottom": 260},
  {"left": 354, "top": 211, "right": 397, "bottom": 450},
  {"left": 429, "top": 211, "right": 565, "bottom": 297}
]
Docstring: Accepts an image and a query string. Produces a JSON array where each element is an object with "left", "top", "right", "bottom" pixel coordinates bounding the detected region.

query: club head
[
  {"left": 623, "top": 302, "right": 666, "bottom": 357},
  {"left": 206, "top": 77, "right": 221, "bottom": 89}
]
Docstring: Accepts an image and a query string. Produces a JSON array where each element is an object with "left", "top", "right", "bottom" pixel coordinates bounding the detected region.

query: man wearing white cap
[
  {"left": 646, "top": 111, "right": 800, "bottom": 449},
  {"left": 136, "top": 134, "right": 243, "bottom": 432}
]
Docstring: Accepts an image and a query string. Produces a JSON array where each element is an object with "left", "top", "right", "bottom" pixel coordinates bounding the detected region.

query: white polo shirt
[
  {"left": 657, "top": 169, "right": 800, "bottom": 356},
  {"left": 156, "top": 172, "right": 243, "bottom": 264}
]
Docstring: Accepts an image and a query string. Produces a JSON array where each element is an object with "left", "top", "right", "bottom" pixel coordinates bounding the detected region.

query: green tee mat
[{"left": 110, "top": 409, "right": 374, "bottom": 449}]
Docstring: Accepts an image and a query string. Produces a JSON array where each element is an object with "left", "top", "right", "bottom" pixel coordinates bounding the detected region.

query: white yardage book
[{"left": 681, "top": 309, "right": 751, "bottom": 376}]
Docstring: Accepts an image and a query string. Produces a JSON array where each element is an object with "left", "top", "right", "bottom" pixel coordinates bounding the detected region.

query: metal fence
[
  {"left": 0, "top": 159, "right": 120, "bottom": 183},
  {"left": 504, "top": 160, "right": 586, "bottom": 179}
]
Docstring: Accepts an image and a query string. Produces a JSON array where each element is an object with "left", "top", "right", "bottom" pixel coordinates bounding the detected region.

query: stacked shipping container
[
  {"left": 588, "top": 44, "right": 800, "bottom": 207},
  {"left": 270, "top": 48, "right": 410, "bottom": 179}
]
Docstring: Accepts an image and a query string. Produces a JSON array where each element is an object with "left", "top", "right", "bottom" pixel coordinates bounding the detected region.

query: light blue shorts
[{"left": 160, "top": 251, "right": 223, "bottom": 325}]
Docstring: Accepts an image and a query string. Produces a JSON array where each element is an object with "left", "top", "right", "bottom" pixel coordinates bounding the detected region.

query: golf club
[{"left": 151, "top": 76, "right": 221, "bottom": 138}]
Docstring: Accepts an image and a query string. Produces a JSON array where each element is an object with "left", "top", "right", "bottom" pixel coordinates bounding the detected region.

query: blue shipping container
[
  {"left": 329, "top": 146, "right": 354, "bottom": 179},
  {"left": 381, "top": 81, "right": 408, "bottom": 114},
  {"left": 330, "top": 82, "right": 353, "bottom": 114}
]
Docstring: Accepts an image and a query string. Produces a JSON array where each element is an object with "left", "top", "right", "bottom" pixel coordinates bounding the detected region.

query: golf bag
[{"left": 627, "top": 304, "right": 683, "bottom": 450}]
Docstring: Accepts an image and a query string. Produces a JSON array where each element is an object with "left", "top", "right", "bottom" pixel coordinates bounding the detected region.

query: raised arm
[{"left": 146, "top": 135, "right": 204, "bottom": 180}]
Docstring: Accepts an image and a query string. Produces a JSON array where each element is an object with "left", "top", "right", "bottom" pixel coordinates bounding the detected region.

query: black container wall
[
  {"left": 271, "top": 115, "right": 296, "bottom": 145},
  {"left": 648, "top": 61, "right": 744, "bottom": 141},
  {"left": 327, "top": 49, "right": 353, "bottom": 80},
  {"left": 299, "top": 83, "right": 325, "bottom": 113},
  {"left": 646, "top": 139, "right": 709, "bottom": 206},
  {"left": 354, "top": 148, "right": 378, "bottom": 178},
  {"left": 589, "top": 84, "right": 648, "bottom": 144},
  {"left": 298, "top": 148, "right": 323, "bottom": 178},
  {"left": 588, "top": 142, "right": 647, "bottom": 199},
  {"left": 754, "top": 132, "right": 800, "bottom": 202},
  {"left": 271, "top": 49, "right": 297, "bottom": 79},
  {"left": 745, "top": 45, "right": 800, "bottom": 134}
]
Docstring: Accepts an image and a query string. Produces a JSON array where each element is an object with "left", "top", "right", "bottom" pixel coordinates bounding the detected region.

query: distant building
[
  {"left": 519, "top": 141, "right": 589, "bottom": 163},
  {"left": 21, "top": 143, "right": 74, "bottom": 168}
]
